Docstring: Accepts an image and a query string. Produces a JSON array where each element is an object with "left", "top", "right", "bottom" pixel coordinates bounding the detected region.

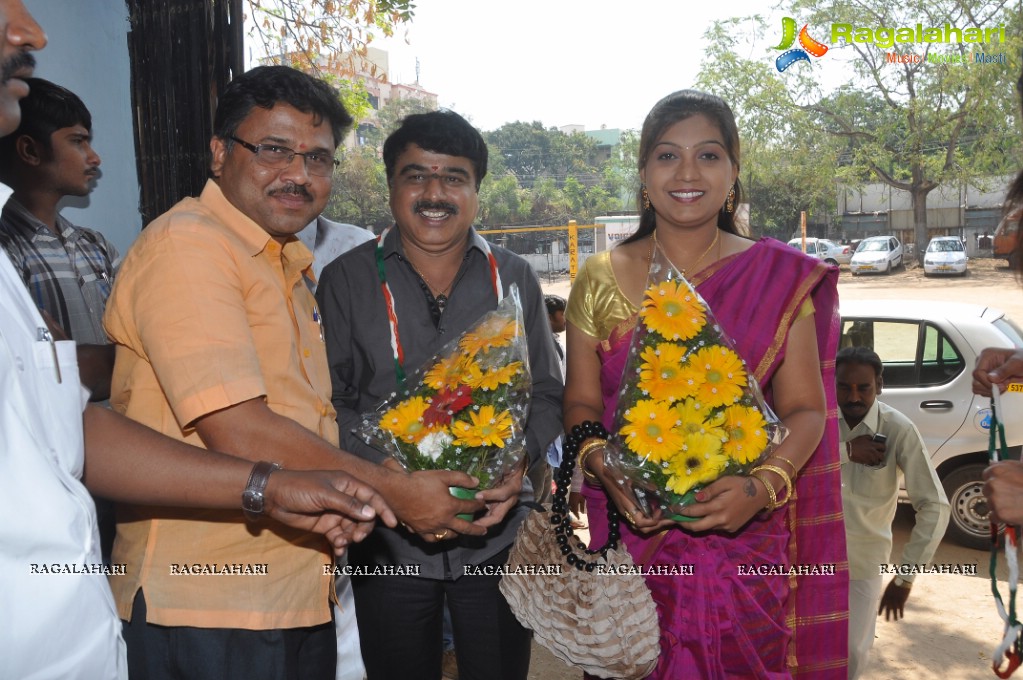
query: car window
[
  {"left": 928, "top": 239, "right": 963, "bottom": 252},
  {"left": 859, "top": 240, "right": 887, "bottom": 252},
  {"left": 840, "top": 318, "right": 964, "bottom": 387}
]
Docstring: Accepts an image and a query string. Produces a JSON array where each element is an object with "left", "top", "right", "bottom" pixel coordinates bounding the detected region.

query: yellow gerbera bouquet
[
  {"left": 605, "top": 248, "right": 787, "bottom": 518},
  {"left": 355, "top": 285, "right": 531, "bottom": 491}
]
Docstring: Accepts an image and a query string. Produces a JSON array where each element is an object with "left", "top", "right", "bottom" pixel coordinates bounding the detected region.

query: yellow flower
[
  {"left": 638, "top": 343, "right": 698, "bottom": 402},
  {"left": 690, "top": 345, "right": 747, "bottom": 408},
  {"left": 465, "top": 361, "right": 523, "bottom": 391},
  {"left": 619, "top": 399, "right": 685, "bottom": 464},
  {"left": 460, "top": 317, "right": 520, "bottom": 355},
  {"left": 664, "top": 443, "right": 729, "bottom": 497},
  {"left": 451, "top": 405, "right": 514, "bottom": 448},
  {"left": 424, "top": 354, "right": 471, "bottom": 391},
  {"left": 672, "top": 398, "right": 725, "bottom": 440},
  {"left": 721, "top": 404, "right": 770, "bottom": 464},
  {"left": 380, "top": 396, "right": 437, "bottom": 444},
  {"left": 641, "top": 280, "right": 706, "bottom": 341}
]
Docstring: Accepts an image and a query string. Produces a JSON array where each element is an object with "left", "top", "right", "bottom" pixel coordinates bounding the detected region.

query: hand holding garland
[
  {"left": 678, "top": 314, "right": 826, "bottom": 532},
  {"left": 569, "top": 313, "right": 826, "bottom": 534}
]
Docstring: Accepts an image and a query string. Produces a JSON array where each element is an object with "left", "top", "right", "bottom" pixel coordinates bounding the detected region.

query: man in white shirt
[
  {"left": 837, "top": 346, "right": 950, "bottom": 679},
  {"left": 0, "top": 3, "right": 392, "bottom": 678}
]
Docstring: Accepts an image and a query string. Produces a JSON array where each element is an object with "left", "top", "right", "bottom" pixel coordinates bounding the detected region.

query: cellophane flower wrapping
[
  {"left": 604, "top": 247, "right": 787, "bottom": 517},
  {"left": 356, "top": 284, "right": 532, "bottom": 490}
]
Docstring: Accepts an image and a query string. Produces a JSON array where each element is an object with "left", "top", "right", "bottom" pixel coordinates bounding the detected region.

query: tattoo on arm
[{"left": 743, "top": 478, "right": 757, "bottom": 498}]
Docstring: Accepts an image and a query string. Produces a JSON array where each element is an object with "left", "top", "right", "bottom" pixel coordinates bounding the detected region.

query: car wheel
[
  {"left": 942, "top": 464, "right": 999, "bottom": 550},
  {"left": 825, "top": 258, "right": 838, "bottom": 266},
  {"left": 883, "top": 261, "right": 891, "bottom": 274}
]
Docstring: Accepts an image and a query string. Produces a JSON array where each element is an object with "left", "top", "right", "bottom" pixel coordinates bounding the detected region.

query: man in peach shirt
[{"left": 104, "top": 66, "right": 488, "bottom": 679}]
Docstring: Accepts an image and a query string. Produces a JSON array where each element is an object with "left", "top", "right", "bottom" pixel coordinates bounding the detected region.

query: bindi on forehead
[{"left": 430, "top": 165, "right": 439, "bottom": 171}]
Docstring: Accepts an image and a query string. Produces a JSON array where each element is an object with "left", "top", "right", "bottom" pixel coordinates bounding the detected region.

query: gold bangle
[
  {"left": 750, "top": 470, "right": 779, "bottom": 511},
  {"left": 752, "top": 464, "right": 793, "bottom": 507},
  {"left": 766, "top": 456, "right": 798, "bottom": 478},
  {"left": 577, "top": 438, "right": 606, "bottom": 481}
]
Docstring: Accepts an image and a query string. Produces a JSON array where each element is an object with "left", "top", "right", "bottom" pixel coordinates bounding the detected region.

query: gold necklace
[
  {"left": 407, "top": 257, "right": 457, "bottom": 311},
  {"left": 652, "top": 229, "right": 721, "bottom": 275}
]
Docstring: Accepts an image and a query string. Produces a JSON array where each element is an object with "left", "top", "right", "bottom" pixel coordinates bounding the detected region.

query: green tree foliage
[
  {"left": 699, "top": 1, "right": 1021, "bottom": 261},
  {"left": 483, "top": 122, "right": 603, "bottom": 188},
  {"left": 697, "top": 16, "right": 840, "bottom": 238},
  {"left": 325, "top": 146, "right": 391, "bottom": 230}
]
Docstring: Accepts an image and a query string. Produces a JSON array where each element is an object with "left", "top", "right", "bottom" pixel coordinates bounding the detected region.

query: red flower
[{"left": 423, "top": 386, "right": 474, "bottom": 427}]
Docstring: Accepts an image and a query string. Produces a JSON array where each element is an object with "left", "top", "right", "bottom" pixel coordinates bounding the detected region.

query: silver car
[
  {"left": 840, "top": 300, "right": 1023, "bottom": 549},
  {"left": 850, "top": 236, "right": 904, "bottom": 275},
  {"left": 923, "top": 236, "right": 968, "bottom": 276},
  {"left": 787, "top": 237, "right": 852, "bottom": 266}
]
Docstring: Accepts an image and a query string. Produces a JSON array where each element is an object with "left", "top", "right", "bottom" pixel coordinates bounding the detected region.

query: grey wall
[{"left": 30, "top": 0, "right": 141, "bottom": 256}]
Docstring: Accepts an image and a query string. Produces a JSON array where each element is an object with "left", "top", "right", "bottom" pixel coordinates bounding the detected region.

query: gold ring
[
  {"left": 434, "top": 530, "right": 450, "bottom": 540},
  {"left": 624, "top": 511, "right": 635, "bottom": 525}
]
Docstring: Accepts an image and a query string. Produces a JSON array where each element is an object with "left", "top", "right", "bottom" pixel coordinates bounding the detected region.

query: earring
[
  {"left": 725, "top": 187, "right": 736, "bottom": 214},
  {"left": 642, "top": 185, "right": 651, "bottom": 211}
]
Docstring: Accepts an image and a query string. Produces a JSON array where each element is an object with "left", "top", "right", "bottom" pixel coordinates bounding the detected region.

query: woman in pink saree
[{"left": 564, "top": 91, "right": 847, "bottom": 678}]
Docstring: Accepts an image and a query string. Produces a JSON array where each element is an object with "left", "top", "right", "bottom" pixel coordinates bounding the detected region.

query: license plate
[
  {"left": 937, "top": 266, "right": 952, "bottom": 271},
  {"left": 860, "top": 265, "right": 875, "bottom": 271}
]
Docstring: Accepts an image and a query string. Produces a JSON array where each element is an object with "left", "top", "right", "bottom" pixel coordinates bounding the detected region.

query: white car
[
  {"left": 850, "top": 236, "right": 904, "bottom": 275},
  {"left": 923, "top": 236, "right": 968, "bottom": 276},
  {"left": 787, "top": 237, "right": 853, "bottom": 266},
  {"left": 840, "top": 300, "right": 1023, "bottom": 549}
]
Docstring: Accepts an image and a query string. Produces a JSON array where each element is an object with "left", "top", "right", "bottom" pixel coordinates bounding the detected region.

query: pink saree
[{"left": 581, "top": 238, "right": 847, "bottom": 679}]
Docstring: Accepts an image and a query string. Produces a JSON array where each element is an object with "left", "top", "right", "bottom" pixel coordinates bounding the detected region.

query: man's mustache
[
  {"left": 1, "top": 52, "right": 36, "bottom": 85},
  {"left": 268, "top": 184, "right": 311, "bottom": 199},
  {"left": 414, "top": 200, "right": 458, "bottom": 214}
]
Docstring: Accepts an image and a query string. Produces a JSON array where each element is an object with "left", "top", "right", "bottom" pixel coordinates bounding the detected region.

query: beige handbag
[{"left": 500, "top": 422, "right": 660, "bottom": 679}]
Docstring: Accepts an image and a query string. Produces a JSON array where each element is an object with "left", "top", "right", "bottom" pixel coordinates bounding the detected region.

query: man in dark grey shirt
[{"left": 317, "top": 110, "right": 562, "bottom": 680}]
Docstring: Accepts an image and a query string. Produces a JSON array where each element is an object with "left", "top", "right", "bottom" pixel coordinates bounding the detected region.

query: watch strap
[{"left": 242, "top": 461, "right": 281, "bottom": 521}]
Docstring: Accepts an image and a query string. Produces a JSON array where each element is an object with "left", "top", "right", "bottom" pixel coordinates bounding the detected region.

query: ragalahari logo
[{"left": 773, "top": 17, "right": 829, "bottom": 72}]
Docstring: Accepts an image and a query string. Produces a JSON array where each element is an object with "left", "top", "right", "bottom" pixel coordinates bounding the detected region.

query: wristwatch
[
  {"left": 242, "top": 461, "right": 282, "bottom": 521},
  {"left": 893, "top": 576, "right": 912, "bottom": 589}
]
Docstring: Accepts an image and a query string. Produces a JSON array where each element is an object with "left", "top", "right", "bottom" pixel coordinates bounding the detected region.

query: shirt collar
[
  {"left": 383, "top": 224, "right": 487, "bottom": 260},
  {"left": 200, "top": 179, "right": 313, "bottom": 271},
  {"left": 0, "top": 182, "right": 12, "bottom": 210},
  {"left": 840, "top": 398, "right": 882, "bottom": 438}
]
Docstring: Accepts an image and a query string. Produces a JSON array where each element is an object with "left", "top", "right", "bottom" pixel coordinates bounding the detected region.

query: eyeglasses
[{"left": 228, "top": 136, "right": 339, "bottom": 177}]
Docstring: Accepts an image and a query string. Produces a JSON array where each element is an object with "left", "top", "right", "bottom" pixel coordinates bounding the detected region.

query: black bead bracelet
[{"left": 554, "top": 420, "right": 620, "bottom": 569}]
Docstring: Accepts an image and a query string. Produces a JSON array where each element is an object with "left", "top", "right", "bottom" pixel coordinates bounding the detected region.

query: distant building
[{"left": 838, "top": 175, "right": 1012, "bottom": 256}]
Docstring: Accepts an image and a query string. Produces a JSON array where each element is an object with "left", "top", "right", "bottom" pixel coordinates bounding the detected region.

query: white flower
[{"left": 417, "top": 430, "right": 454, "bottom": 461}]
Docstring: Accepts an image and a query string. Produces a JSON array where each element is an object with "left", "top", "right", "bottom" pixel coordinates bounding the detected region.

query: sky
[{"left": 369, "top": 0, "right": 782, "bottom": 132}]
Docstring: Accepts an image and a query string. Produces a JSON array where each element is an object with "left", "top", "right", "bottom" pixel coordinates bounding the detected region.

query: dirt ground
[{"left": 526, "top": 255, "right": 1023, "bottom": 680}]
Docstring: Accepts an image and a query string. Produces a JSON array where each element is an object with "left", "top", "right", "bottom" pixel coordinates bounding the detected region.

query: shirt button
[
  {"left": 15, "top": 356, "right": 24, "bottom": 371},
  {"left": 321, "top": 404, "right": 331, "bottom": 417},
  {"left": 303, "top": 348, "right": 311, "bottom": 358}
]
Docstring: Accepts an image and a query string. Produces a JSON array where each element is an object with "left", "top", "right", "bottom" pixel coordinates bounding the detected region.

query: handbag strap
[{"left": 552, "top": 421, "right": 621, "bottom": 571}]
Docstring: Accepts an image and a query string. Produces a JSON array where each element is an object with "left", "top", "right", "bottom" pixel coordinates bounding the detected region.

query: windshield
[
  {"left": 927, "top": 239, "right": 964, "bottom": 253},
  {"left": 857, "top": 240, "right": 888, "bottom": 253}
]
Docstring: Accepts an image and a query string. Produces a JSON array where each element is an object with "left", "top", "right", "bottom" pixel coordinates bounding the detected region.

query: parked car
[
  {"left": 840, "top": 300, "right": 1023, "bottom": 549},
  {"left": 787, "top": 237, "right": 852, "bottom": 266},
  {"left": 923, "top": 236, "right": 968, "bottom": 276},
  {"left": 849, "top": 236, "right": 903, "bottom": 275}
]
